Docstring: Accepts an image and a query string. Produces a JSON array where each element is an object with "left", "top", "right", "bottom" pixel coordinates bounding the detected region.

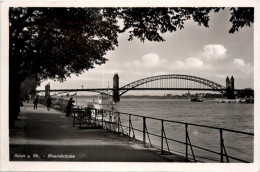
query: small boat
[
  {"left": 190, "top": 97, "right": 204, "bottom": 102},
  {"left": 216, "top": 99, "right": 232, "bottom": 103},
  {"left": 188, "top": 91, "right": 204, "bottom": 102},
  {"left": 236, "top": 98, "right": 254, "bottom": 104},
  {"left": 235, "top": 99, "right": 241, "bottom": 103},
  {"left": 235, "top": 98, "right": 245, "bottom": 103},
  {"left": 217, "top": 99, "right": 224, "bottom": 103},
  {"left": 225, "top": 100, "right": 231, "bottom": 103},
  {"left": 246, "top": 98, "right": 254, "bottom": 103}
]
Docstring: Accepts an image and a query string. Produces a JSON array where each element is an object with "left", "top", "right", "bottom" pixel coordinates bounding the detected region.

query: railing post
[
  {"left": 101, "top": 109, "right": 104, "bottom": 129},
  {"left": 161, "top": 120, "right": 164, "bottom": 154},
  {"left": 79, "top": 108, "right": 82, "bottom": 129},
  {"left": 185, "top": 123, "right": 188, "bottom": 162},
  {"left": 129, "top": 115, "right": 131, "bottom": 138},
  {"left": 95, "top": 109, "right": 97, "bottom": 126},
  {"left": 220, "top": 128, "right": 224, "bottom": 163},
  {"left": 87, "top": 108, "right": 89, "bottom": 123},
  {"left": 78, "top": 106, "right": 80, "bottom": 128},
  {"left": 73, "top": 108, "right": 76, "bottom": 127},
  {"left": 109, "top": 111, "right": 111, "bottom": 130},
  {"left": 117, "top": 113, "right": 120, "bottom": 136},
  {"left": 143, "top": 117, "right": 146, "bottom": 147}
]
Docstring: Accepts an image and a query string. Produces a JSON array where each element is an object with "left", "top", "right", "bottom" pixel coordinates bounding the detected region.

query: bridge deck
[
  {"left": 37, "top": 88, "right": 252, "bottom": 92},
  {"left": 10, "top": 102, "right": 186, "bottom": 162}
]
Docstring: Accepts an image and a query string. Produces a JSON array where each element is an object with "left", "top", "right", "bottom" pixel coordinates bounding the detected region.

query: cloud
[
  {"left": 202, "top": 44, "right": 227, "bottom": 60},
  {"left": 212, "top": 58, "right": 253, "bottom": 80},
  {"left": 132, "top": 60, "right": 140, "bottom": 66},
  {"left": 232, "top": 58, "right": 248, "bottom": 67},
  {"left": 214, "top": 74, "right": 227, "bottom": 79},
  {"left": 86, "top": 67, "right": 123, "bottom": 75},
  {"left": 131, "top": 53, "right": 167, "bottom": 68},
  {"left": 168, "top": 45, "right": 227, "bottom": 71},
  {"left": 169, "top": 57, "right": 211, "bottom": 70},
  {"left": 153, "top": 71, "right": 168, "bottom": 76},
  {"left": 132, "top": 71, "right": 152, "bottom": 77},
  {"left": 170, "top": 60, "right": 184, "bottom": 69},
  {"left": 232, "top": 58, "right": 253, "bottom": 75},
  {"left": 185, "top": 57, "right": 204, "bottom": 68}
]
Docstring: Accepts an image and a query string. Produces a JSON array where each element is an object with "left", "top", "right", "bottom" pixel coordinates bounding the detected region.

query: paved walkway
[{"left": 9, "top": 102, "right": 186, "bottom": 162}]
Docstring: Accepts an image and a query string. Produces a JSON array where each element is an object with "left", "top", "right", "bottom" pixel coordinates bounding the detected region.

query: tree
[
  {"left": 10, "top": 8, "right": 120, "bottom": 128},
  {"left": 20, "top": 77, "right": 40, "bottom": 100},
  {"left": 9, "top": 7, "right": 254, "bottom": 128}
]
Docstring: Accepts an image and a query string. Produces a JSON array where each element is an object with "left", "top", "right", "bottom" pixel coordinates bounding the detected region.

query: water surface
[{"left": 76, "top": 97, "right": 254, "bottom": 162}]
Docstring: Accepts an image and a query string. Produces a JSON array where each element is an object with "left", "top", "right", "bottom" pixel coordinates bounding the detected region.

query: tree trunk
[
  {"left": 9, "top": 83, "right": 21, "bottom": 129},
  {"left": 9, "top": 23, "right": 23, "bottom": 129},
  {"left": 9, "top": 46, "right": 23, "bottom": 129},
  {"left": 9, "top": 64, "right": 22, "bottom": 129}
]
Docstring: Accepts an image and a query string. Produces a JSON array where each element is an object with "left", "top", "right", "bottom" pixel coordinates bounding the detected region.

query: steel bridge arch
[{"left": 119, "top": 74, "right": 226, "bottom": 96}]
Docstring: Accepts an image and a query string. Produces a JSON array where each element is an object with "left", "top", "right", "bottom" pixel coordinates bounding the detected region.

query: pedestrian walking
[
  {"left": 47, "top": 96, "right": 52, "bottom": 111},
  {"left": 66, "top": 98, "right": 74, "bottom": 117},
  {"left": 33, "top": 97, "right": 38, "bottom": 110}
]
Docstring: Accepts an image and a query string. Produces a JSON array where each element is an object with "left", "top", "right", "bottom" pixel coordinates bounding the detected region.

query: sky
[{"left": 38, "top": 9, "right": 254, "bottom": 95}]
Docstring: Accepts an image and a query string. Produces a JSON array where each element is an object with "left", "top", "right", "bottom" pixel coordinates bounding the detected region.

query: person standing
[
  {"left": 47, "top": 96, "right": 52, "bottom": 111},
  {"left": 33, "top": 97, "right": 38, "bottom": 110},
  {"left": 66, "top": 98, "right": 74, "bottom": 117}
]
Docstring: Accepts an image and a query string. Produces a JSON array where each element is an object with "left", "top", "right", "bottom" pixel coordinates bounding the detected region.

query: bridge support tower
[
  {"left": 226, "top": 76, "right": 235, "bottom": 99},
  {"left": 45, "top": 83, "right": 50, "bottom": 98},
  {"left": 113, "top": 73, "right": 120, "bottom": 102}
]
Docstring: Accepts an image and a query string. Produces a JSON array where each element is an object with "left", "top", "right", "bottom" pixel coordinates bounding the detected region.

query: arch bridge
[
  {"left": 39, "top": 74, "right": 241, "bottom": 100},
  {"left": 112, "top": 74, "right": 230, "bottom": 101}
]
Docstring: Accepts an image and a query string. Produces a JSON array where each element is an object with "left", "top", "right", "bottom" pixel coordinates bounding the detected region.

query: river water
[{"left": 75, "top": 97, "right": 254, "bottom": 162}]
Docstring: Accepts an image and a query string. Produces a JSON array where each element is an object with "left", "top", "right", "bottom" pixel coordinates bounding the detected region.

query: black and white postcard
[{"left": 1, "top": 0, "right": 259, "bottom": 171}]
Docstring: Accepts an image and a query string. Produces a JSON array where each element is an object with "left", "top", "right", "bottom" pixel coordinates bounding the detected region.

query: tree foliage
[
  {"left": 229, "top": 7, "right": 254, "bottom": 33},
  {"left": 10, "top": 8, "right": 119, "bottom": 82},
  {"left": 118, "top": 8, "right": 217, "bottom": 42}
]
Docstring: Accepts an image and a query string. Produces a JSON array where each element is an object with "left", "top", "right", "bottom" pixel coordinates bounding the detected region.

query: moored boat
[
  {"left": 190, "top": 97, "right": 204, "bottom": 102},
  {"left": 86, "top": 93, "right": 118, "bottom": 123},
  {"left": 235, "top": 98, "right": 254, "bottom": 104}
]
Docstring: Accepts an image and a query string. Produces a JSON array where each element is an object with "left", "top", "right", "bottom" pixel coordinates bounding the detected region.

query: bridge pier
[
  {"left": 113, "top": 73, "right": 120, "bottom": 102},
  {"left": 45, "top": 83, "right": 50, "bottom": 98}
]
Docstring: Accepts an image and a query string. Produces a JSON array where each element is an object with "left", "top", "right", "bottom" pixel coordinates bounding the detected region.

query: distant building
[
  {"left": 235, "top": 88, "right": 254, "bottom": 98},
  {"left": 205, "top": 93, "right": 223, "bottom": 99},
  {"left": 165, "top": 94, "right": 173, "bottom": 98}
]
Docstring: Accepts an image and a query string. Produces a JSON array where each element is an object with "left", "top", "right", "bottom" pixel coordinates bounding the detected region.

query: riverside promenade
[{"left": 9, "top": 102, "right": 186, "bottom": 162}]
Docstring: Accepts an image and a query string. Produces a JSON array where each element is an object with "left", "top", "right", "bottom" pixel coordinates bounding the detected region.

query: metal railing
[{"left": 69, "top": 106, "right": 253, "bottom": 163}]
